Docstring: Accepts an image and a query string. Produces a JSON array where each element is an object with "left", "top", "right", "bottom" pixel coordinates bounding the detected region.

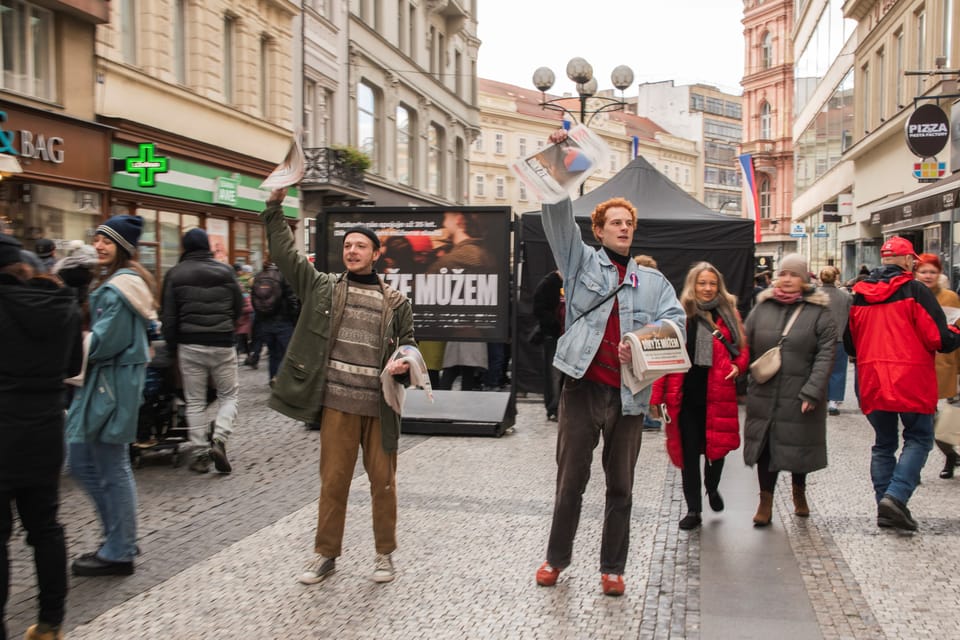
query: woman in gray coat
[{"left": 744, "top": 253, "right": 837, "bottom": 527}]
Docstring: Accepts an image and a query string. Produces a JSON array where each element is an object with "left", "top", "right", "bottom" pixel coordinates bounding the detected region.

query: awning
[
  {"left": 0, "top": 153, "right": 23, "bottom": 176},
  {"left": 871, "top": 171, "right": 960, "bottom": 227}
]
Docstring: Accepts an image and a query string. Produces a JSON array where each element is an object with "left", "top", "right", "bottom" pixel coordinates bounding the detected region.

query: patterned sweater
[{"left": 322, "top": 278, "right": 383, "bottom": 417}]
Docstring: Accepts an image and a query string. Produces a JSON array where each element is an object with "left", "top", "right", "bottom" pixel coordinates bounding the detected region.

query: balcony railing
[{"left": 301, "top": 147, "right": 366, "bottom": 193}]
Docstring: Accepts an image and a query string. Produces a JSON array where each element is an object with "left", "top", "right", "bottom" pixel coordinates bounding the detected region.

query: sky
[{"left": 476, "top": 0, "right": 746, "bottom": 97}]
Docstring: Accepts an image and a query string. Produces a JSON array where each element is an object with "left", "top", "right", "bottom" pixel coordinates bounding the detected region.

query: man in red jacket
[{"left": 844, "top": 236, "right": 960, "bottom": 531}]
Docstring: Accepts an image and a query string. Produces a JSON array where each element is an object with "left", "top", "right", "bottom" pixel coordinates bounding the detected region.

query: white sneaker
[
  {"left": 298, "top": 555, "right": 335, "bottom": 585},
  {"left": 372, "top": 553, "right": 395, "bottom": 583}
]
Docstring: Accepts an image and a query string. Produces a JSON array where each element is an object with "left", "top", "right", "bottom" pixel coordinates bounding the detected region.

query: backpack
[{"left": 251, "top": 271, "right": 282, "bottom": 315}]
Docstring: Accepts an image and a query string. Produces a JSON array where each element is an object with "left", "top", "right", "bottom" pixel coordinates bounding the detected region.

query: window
[
  {"left": 916, "top": 9, "right": 926, "bottom": 96},
  {"left": 760, "top": 101, "right": 772, "bottom": 139},
  {"left": 685, "top": 168, "right": 690, "bottom": 184},
  {"left": 259, "top": 35, "right": 271, "bottom": 117},
  {"left": 408, "top": 4, "right": 416, "bottom": 57},
  {"left": 495, "top": 176, "right": 505, "bottom": 199},
  {"left": 759, "top": 177, "right": 771, "bottom": 218},
  {"left": 519, "top": 181, "right": 528, "bottom": 201},
  {"left": 455, "top": 137, "right": 465, "bottom": 203},
  {"left": 428, "top": 123, "right": 444, "bottom": 196},
  {"left": 861, "top": 63, "right": 870, "bottom": 130},
  {"left": 304, "top": 80, "right": 316, "bottom": 146},
  {"left": 438, "top": 33, "right": 445, "bottom": 76},
  {"left": 320, "top": 88, "right": 334, "bottom": 146},
  {"left": 313, "top": 0, "right": 330, "bottom": 16},
  {"left": 357, "top": 81, "right": 380, "bottom": 172},
  {"left": 475, "top": 174, "right": 485, "bottom": 197},
  {"left": 943, "top": 0, "right": 953, "bottom": 67},
  {"left": 674, "top": 167, "right": 680, "bottom": 183},
  {"left": 429, "top": 26, "right": 436, "bottom": 74},
  {"left": 877, "top": 48, "right": 886, "bottom": 120},
  {"left": 119, "top": 0, "right": 137, "bottom": 64},
  {"left": 518, "top": 137, "right": 527, "bottom": 156},
  {"left": 705, "top": 97, "right": 724, "bottom": 115},
  {"left": 895, "top": 29, "right": 904, "bottom": 107},
  {"left": 495, "top": 133, "right": 504, "bottom": 154},
  {"left": 455, "top": 50, "right": 463, "bottom": 97},
  {"left": 610, "top": 154, "right": 616, "bottom": 173},
  {"left": 173, "top": 0, "right": 187, "bottom": 84},
  {"left": 397, "top": 0, "right": 405, "bottom": 50},
  {"left": 396, "top": 104, "right": 414, "bottom": 186},
  {"left": 474, "top": 134, "right": 483, "bottom": 152},
  {"left": 690, "top": 93, "right": 705, "bottom": 111},
  {"left": 0, "top": 0, "right": 56, "bottom": 100},
  {"left": 761, "top": 31, "right": 773, "bottom": 69},
  {"left": 704, "top": 119, "right": 742, "bottom": 140},
  {"left": 223, "top": 15, "right": 235, "bottom": 102},
  {"left": 724, "top": 101, "right": 742, "bottom": 119}
]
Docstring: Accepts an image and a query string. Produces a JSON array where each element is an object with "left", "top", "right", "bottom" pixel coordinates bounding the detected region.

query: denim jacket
[{"left": 541, "top": 198, "right": 685, "bottom": 414}]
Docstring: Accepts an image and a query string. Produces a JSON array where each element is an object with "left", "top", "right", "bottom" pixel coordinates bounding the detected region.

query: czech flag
[{"left": 738, "top": 154, "right": 762, "bottom": 244}]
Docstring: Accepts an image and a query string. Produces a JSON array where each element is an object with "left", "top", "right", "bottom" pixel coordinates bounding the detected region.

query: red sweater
[{"left": 584, "top": 260, "right": 627, "bottom": 388}]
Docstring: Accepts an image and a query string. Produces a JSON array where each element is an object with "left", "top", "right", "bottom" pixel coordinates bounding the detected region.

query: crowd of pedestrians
[{"left": 7, "top": 156, "right": 960, "bottom": 637}]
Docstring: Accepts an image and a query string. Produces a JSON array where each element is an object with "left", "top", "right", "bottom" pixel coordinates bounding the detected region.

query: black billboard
[{"left": 319, "top": 206, "right": 512, "bottom": 342}]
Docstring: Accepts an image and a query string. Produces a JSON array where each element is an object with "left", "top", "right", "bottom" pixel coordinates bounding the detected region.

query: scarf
[
  {"left": 693, "top": 297, "right": 741, "bottom": 367},
  {"left": 772, "top": 287, "right": 803, "bottom": 305}
]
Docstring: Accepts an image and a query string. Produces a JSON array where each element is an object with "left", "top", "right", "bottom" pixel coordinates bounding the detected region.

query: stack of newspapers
[
  {"left": 621, "top": 320, "right": 691, "bottom": 394},
  {"left": 510, "top": 124, "right": 609, "bottom": 203}
]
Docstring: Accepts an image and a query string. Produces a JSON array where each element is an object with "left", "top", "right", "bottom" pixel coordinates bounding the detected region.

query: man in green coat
[{"left": 261, "top": 188, "right": 414, "bottom": 586}]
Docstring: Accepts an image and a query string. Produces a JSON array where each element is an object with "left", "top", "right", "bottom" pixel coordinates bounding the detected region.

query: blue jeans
[
  {"left": 866, "top": 411, "right": 934, "bottom": 504},
  {"left": 255, "top": 320, "right": 294, "bottom": 380},
  {"left": 68, "top": 442, "right": 138, "bottom": 562},
  {"left": 828, "top": 341, "right": 848, "bottom": 402}
]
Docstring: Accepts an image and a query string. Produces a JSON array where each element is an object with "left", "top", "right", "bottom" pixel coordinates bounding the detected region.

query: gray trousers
[
  {"left": 177, "top": 344, "right": 239, "bottom": 451},
  {"left": 545, "top": 377, "right": 643, "bottom": 575}
]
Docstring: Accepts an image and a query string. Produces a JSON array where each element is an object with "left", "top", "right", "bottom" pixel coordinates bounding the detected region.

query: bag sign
[{"left": 905, "top": 104, "right": 949, "bottom": 157}]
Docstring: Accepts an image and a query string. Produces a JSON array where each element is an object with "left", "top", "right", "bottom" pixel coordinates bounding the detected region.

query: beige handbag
[
  {"left": 749, "top": 305, "right": 803, "bottom": 384},
  {"left": 935, "top": 404, "right": 960, "bottom": 447}
]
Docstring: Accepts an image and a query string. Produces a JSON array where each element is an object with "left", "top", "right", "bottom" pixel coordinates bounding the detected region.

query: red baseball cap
[{"left": 880, "top": 236, "right": 918, "bottom": 258}]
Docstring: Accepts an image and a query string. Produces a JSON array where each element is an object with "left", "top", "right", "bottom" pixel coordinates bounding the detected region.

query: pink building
[{"left": 742, "top": 0, "right": 796, "bottom": 269}]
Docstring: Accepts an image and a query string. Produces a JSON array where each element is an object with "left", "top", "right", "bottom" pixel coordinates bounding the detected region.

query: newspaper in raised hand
[
  {"left": 510, "top": 124, "right": 609, "bottom": 204},
  {"left": 260, "top": 130, "right": 305, "bottom": 189},
  {"left": 621, "top": 319, "right": 691, "bottom": 394},
  {"left": 380, "top": 344, "right": 434, "bottom": 415}
]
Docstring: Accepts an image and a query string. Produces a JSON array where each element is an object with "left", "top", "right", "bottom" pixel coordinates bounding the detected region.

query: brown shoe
[
  {"left": 753, "top": 490, "right": 774, "bottom": 527},
  {"left": 792, "top": 483, "right": 810, "bottom": 517},
  {"left": 24, "top": 624, "right": 64, "bottom": 640}
]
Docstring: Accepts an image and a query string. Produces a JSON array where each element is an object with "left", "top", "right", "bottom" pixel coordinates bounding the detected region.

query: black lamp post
[{"left": 532, "top": 58, "right": 634, "bottom": 195}]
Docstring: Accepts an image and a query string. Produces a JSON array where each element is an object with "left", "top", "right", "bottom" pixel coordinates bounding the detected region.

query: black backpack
[{"left": 251, "top": 271, "right": 282, "bottom": 315}]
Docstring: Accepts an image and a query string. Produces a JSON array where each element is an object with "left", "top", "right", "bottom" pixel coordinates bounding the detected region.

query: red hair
[
  {"left": 916, "top": 253, "right": 942, "bottom": 272},
  {"left": 590, "top": 198, "right": 637, "bottom": 240}
]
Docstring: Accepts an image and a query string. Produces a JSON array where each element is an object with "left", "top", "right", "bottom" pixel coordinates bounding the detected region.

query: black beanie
[
  {"left": 343, "top": 226, "right": 380, "bottom": 250},
  {"left": 182, "top": 228, "right": 210, "bottom": 253},
  {"left": 0, "top": 233, "right": 23, "bottom": 268},
  {"left": 96, "top": 215, "right": 143, "bottom": 256}
]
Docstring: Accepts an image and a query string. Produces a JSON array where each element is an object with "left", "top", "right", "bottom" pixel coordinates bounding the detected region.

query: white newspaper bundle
[
  {"left": 510, "top": 124, "right": 610, "bottom": 204},
  {"left": 943, "top": 305, "right": 960, "bottom": 326},
  {"left": 620, "top": 320, "right": 691, "bottom": 394},
  {"left": 380, "top": 344, "right": 435, "bottom": 415},
  {"left": 260, "top": 130, "right": 305, "bottom": 189}
]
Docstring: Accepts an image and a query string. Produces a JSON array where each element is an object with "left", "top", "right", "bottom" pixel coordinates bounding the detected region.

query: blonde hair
[
  {"left": 819, "top": 266, "right": 838, "bottom": 284},
  {"left": 634, "top": 254, "right": 658, "bottom": 269},
  {"left": 679, "top": 262, "right": 743, "bottom": 346}
]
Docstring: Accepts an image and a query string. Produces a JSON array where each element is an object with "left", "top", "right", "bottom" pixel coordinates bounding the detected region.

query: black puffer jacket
[
  {"left": 161, "top": 250, "right": 243, "bottom": 347},
  {"left": 0, "top": 273, "right": 82, "bottom": 489}
]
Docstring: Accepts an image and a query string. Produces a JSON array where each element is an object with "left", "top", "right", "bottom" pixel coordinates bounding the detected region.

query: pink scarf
[{"left": 772, "top": 287, "right": 803, "bottom": 305}]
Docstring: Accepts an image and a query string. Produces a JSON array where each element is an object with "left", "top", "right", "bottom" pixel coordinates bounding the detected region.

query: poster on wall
[
  {"left": 206, "top": 218, "right": 230, "bottom": 263},
  {"left": 320, "top": 206, "right": 511, "bottom": 342}
]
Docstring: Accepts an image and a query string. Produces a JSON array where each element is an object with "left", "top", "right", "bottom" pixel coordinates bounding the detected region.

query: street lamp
[{"left": 532, "top": 58, "right": 635, "bottom": 128}]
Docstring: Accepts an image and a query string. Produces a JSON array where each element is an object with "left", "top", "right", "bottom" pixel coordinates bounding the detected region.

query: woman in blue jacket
[{"left": 66, "top": 215, "right": 158, "bottom": 576}]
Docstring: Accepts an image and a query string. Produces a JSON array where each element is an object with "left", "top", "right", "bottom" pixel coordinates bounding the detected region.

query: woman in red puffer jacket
[{"left": 650, "top": 262, "right": 749, "bottom": 530}]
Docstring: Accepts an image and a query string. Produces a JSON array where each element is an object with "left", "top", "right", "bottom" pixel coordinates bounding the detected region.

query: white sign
[
  {"left": 838, "top": 193, "right": 854, "bottom": 216},
  {"left": 790, "top": 223, "right": 807, "bottom": 238},
  {"left": 814, "top": 223, "right": 829, "bottom": 238}
]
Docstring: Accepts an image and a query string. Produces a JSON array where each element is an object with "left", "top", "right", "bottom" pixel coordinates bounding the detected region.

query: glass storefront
[{"left": 0, "top": 182, "right": 103, "bottom": 255}]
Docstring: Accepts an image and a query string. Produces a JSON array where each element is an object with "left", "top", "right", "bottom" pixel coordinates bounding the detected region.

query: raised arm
[{"left": 262, "top": 188, "right": 323, "bottom": 301}]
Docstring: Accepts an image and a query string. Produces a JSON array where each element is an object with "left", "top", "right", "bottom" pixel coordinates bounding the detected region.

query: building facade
[
  {"left": 742, "top": 0, "right": 797, "bottom": 269},
  {"left": 472, "top": 79, "right": 699, "bottom": 218},
  {"left": 634, "top": 81, "right": 744, "bottom": 214}
]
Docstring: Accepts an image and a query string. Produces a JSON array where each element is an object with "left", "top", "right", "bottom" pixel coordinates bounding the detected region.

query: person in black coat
[
  {"left": 533, "top": 270, "right": 564, "bottom": 421},
  {"left": 0, "top": 234, "right": 82, "bottom": 640}
]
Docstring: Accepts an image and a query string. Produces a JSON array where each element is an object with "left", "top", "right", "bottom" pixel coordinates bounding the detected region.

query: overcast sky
[{"left": 476, "top": 0, "right": 746, "bottom": 96}]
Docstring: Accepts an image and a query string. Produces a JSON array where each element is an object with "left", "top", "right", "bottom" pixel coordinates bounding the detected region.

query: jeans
[
  {"left": 177, "top": 344, "right": 239, "bottom": 451},
  {"left": 1, "top": 484, "right": 66, "bottom": 637},
  {"left": 866, "top": 410, "right": 934, "bottom": 504},
  {"left": 546, "top": 377, "right": 643, "bottom": 575},
  {"left": 255, "top": 320, "right": 294, "bottom": 380},
  {"left": 828, "top": 341, "right": 848, "bottom": 402},
  {"left": 484, "top": 343, "right": 507, "bottom": 388},
  {"left": 67, "top": 442, "right": 138, "bottom": 562}
]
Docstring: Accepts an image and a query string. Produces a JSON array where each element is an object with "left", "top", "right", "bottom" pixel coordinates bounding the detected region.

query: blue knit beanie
[{"left": 96, "top": 215, "right": 143, "bottom": 256}]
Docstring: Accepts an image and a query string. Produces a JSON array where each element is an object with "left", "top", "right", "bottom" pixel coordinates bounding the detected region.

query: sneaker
[
  {"left": 678, "top": 511, "right": 702, "bottom": 530},
  {"left": 535, "top": 561, "right": 561, "bottom": 586},
  {"left": 601, "top": 573, "right": 625, "bottom": 596},
  {"left": 210, "top": 439, "right": 232, "bottom": 474},
  {"left": 189, "top": 452, "right": 211, "bottom": 474},
  {"left": 298, "top": 555, "right": 336, "bottom": 585},
  {"left": 24, "top": 624, "right": 64, "bottom": 640},
  {"left": 372, "top": 553, "right": 395, "bottom": 583},
  {"left": 877, "top": 495, "right": 918, "bottom": 531}
]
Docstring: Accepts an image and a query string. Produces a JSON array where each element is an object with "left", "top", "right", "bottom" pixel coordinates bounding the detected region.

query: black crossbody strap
[{"left": 568, "top": 282, "right": 629, "bottom": 327}]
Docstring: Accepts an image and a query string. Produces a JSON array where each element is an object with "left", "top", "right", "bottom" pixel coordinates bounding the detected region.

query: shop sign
[
  {"left": 214, "top": 177, "right": 238, "bottom": 205},
  {"left": 905, "top": 104, "right": 949, "bottom": 157},
  {"left": 0, "top": 110, "right": 65, "bottom": 164},
  {"left": 838, "top": 193, "right": 854, "bottom": 216},
  {"left": 913, "top": 159, "right": 946, "bottom": 182},
  {"left": 122, "top": 143, "right": 168, "bottom": 187},
  {"left": 813, "top": 223, "right": 829, "bottom": 238},
  {"left": 789, "top": 223, "right": 807, "bottom": 238}
]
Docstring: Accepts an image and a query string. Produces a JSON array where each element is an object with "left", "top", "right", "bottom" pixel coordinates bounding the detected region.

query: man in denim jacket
[{"left": 534, "top": 134, "right": 685, "bottom": 596}]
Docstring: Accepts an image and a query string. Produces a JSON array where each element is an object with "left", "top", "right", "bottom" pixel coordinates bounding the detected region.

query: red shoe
[
  {"left": 535, "top": 562, "right": 561, "bottom": 586},
  {"left": 601, "top": 573, "right": 625, "bottom": 596}
]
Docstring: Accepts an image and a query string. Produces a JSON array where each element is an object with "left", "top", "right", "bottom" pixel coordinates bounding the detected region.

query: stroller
[{"left": 131, "top": 334, "right": 188, "bottom": 467}]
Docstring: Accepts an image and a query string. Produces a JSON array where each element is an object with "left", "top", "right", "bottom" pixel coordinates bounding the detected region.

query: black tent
[{"left": 515, "top": 155, "right": 755, "bottom": 395}]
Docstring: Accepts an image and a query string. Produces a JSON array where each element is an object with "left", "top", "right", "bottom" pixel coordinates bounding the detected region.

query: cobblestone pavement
[{"left": 7, "top": 364, "right": 960, "bottom": 639}]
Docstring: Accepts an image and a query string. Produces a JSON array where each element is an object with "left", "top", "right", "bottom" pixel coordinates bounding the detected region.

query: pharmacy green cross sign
[{"left": 125, "top": 143, "right": 169, "bottom": 187}]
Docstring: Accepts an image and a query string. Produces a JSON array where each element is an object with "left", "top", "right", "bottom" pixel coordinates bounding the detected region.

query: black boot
[{"left": 936, "top": 439, "right": 958, "bottom": 479}]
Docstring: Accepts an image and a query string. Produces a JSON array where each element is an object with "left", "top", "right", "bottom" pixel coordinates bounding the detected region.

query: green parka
[{"left": 262, "top": 203, "right": 415, "bottom": 452}]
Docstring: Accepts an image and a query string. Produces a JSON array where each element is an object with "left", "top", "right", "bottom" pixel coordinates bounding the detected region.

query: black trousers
[
  {"left": 546, "top": 377, "right": 643, "bottom": 575},
  {"left": 678, "top": 398, "right": 724, "bottom": 513},
  {"left": 542, "top": 336, "right": 562, "bottom": 417},
  {"left": 0, "top": 484, "right": 67, "bottom": 638},
  {"left": 757, "top": 440, "right": 806, "bottom": 492}
]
